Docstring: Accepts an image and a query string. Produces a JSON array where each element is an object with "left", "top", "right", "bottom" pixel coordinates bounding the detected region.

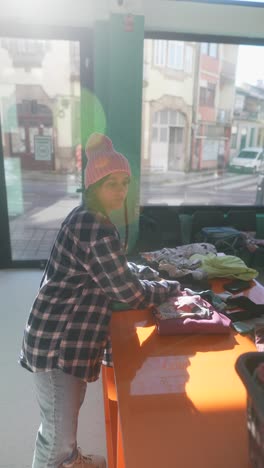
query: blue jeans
[{"left": 32, "top": 369, "right": 87, "bottom": 468}]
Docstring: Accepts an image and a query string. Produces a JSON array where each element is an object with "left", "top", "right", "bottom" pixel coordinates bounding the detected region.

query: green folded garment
[{"left": 189, "top": 253, "right": 258, "bottom": 281}]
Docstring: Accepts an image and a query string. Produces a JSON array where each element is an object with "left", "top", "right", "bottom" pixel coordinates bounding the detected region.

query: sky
[{"left": 235, "top": 44, "right": 264, "bottom": 86}]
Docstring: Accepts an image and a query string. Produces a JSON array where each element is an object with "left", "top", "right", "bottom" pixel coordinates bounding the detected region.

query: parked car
[{"left": 228, "top": 147, "right": 264, "bottom": 173}]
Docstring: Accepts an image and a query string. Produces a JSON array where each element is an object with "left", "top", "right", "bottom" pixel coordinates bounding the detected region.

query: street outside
[
  {"left": 8, "top": 169, "right": 261, "bottom": 261},
  {"left": 141, "top": 169, "right": 259, "bottom": 206}
]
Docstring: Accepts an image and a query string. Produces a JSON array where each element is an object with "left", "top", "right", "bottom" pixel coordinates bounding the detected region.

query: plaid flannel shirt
[{"left": 19, "top": 205, "right": 180, "bottom": 382}]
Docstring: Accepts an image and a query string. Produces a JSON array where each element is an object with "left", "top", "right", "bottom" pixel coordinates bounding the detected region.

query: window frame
[
  {"left": 0, "top": 23, "right": 93, "bottom": 269},
  {"left": 153, "top": 39, "right": 191, "bottom": 71},
  {"left": 144, "top": 30, "right": 264, "bottom": 214},
  {"left": 199, "top": 84, "right": 216, "bottom": 107},
  {"left": 166, "top": 0, "right": 264, "bottom": 7}
]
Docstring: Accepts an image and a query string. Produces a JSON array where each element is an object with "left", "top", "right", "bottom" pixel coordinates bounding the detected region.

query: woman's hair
[
  {"left": 84, "top": 175, "right": 108, "bottom": 215},
  {"left": 84, "top": 175, "right": 129, "bottom": 251}
]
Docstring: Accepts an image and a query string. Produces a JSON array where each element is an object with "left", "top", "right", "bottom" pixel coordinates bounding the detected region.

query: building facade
[
  {"left": 141, "top": 39, "right": 239, "bottom": 173},
  {"left": 0, "top": 38, "right": 80, "bottom": 173}
]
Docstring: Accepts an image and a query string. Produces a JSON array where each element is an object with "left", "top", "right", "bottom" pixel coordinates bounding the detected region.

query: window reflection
[
  {"left": 0, "top": 38, "right": 82, "bottom": 261},
  {"left": 141, "top": 40, "right": 264, "bottom": 206}
]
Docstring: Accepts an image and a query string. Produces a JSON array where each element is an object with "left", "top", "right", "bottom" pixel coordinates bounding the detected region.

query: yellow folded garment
[{"left": 189, "top": 253, "right": 258, "bottom": 280}]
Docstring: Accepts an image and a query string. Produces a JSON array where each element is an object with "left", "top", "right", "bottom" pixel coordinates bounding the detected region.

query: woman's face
[{"left": 95, "top": 172, "right": 130, "bottom": 213}]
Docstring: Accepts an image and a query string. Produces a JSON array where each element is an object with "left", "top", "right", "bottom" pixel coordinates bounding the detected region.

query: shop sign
[{"left": 34, "top": 135, "right": 52, "bottom": 161}]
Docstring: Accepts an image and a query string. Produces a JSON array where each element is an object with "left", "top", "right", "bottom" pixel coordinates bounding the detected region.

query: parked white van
[{"left": 228, "top": 147, "right": 264, "bottom": 173}]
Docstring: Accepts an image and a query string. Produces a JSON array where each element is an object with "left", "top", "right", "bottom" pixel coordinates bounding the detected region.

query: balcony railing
[{"left": 233, "top": 109, "right": 260, "bottom": 120}]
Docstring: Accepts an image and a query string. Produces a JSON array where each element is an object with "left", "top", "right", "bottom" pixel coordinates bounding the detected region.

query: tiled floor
[
  {"left": 8, "top": 170, "right": 81, "bottom": 261},
  {"left": 0, "top": 269, "right": 107, "bottom": 468},
  {"left": 2, "top": 266, "right": 264, "bottom": 468}
]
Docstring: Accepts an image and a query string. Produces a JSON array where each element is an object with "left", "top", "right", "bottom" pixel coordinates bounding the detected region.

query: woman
[{"left": 19, "top": 133, "right": 180, "bottom": 468}]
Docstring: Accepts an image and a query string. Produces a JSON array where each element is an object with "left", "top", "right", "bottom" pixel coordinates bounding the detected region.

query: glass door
[{"left": 0, "top": 35, "right": 86, "bottom": 263}]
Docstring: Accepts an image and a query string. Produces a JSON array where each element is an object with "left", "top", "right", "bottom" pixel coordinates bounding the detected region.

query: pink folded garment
[{"left": 153, "top": 294, "right": 231, "bottom": 335}]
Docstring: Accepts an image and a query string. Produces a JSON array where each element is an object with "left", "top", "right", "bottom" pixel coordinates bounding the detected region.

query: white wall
[
  {"left": 143, "top": 0, "right": 264, "bottom": 38},
  {"left": 1, "top": 0, "right": 264, "bottom": 39},
  {"left": 0, "top": 42, "right": 73, "bottom": 97},
  {"left": 0, "top": 0, "right": 109, "bottom": 26}
]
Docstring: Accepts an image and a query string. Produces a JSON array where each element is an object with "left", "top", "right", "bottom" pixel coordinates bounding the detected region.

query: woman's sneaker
[{"left": 62, "top": 449, "right": 106, "bottom": 468}]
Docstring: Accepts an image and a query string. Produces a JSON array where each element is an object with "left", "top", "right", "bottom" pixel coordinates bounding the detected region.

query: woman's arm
[{"left": 76, "top": 233, "right": 180, "bottom": 308}]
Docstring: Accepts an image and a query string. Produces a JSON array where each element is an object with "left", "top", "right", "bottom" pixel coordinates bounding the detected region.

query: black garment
[{"left": 225, "top": 296, "right": 264, "bottom": 322}]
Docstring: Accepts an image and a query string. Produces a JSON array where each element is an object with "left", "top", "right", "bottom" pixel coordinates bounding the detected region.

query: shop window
[
  {"left": 152, "top": 127, "right": 158, "bottom": 142},
  {"left": 167, "top": 41, "right": 184, "bottom": 70},
  {"left": 250, "top": 127, "right": 255, "bottom": 146},
  {"left": 185, "top": 45, "right": 193, "bottom": 73},
  {"left": 201, "top": 42, "right": 218, "bottom": 58},
  {"left": 153, "top": 40, "right": 192, "bottom": 71},
  {"left": 160, "top": 110, "right": 169, "bottom": 125},
  {"left": 142, "top": 37, "right": 264, "bottom": 208},
  {"left": 160, "top": 127, "right": 168, "bottom": 142},
  {"left": 231, "top": 126, "right": 238, "bottom": 149},
  {"left": 153, "top": 40, "right": 167, "bottom": 67},
  {"left": 152, "top": 109, "right": 185, "bottom": 145},
  {"left": 29, "top": 127, "right": 39, "bottom": 152},
  {"left": 10, "top": 127, "right": 26, "bottom": 153},
  {"left": 200, "top": 84, "right": 216, "bottom": 107}
]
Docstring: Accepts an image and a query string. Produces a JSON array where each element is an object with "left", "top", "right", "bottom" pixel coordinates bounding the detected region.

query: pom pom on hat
[{"left": 84, "top": 133, "right": 131, "bottom": 189}]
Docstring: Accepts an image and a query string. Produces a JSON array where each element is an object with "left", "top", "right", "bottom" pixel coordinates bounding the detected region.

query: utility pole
[{"left": 190, "top": 42, "right": 201, "bottom": 172}]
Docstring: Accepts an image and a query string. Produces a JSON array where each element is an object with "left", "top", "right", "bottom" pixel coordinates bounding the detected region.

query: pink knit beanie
[{"left": 84, "top": 133, "right": 131, "bottom": 189}]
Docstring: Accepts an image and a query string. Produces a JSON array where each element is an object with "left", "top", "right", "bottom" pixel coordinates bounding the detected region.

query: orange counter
[{"left": 103, "top": 279, "right": 263, "bottom": 468}]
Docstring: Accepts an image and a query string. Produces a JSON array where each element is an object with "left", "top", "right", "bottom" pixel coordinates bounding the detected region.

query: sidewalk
[
  {"left": 7, "top": 168, "right": 258, "bottom": 260},
  {"left": 141, "top": 168, "right": 219, "bottom": 185},
  {"left": 9, "top": 169, "right": 190, "bottom": 260},
  {"left": 9, "top": 170, "right": 81, "bottom": 261}
]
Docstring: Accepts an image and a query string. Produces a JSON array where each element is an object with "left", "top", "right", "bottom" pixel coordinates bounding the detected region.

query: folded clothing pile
[
  {"left": 141, "top": 244, "right": 258, "bottom": 281},
  {"left": 153, "top": 292, "right": 231, "bottom": 335},
  {"left": 141, "top": 243, "right": 217, "bottom": 280},
  {"left": 189, "top": 253, "right": 258, "bottom": 281}
]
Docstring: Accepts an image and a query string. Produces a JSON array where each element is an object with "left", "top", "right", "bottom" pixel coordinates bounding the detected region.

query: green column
[
  {"left": 94, "top": 20, "right": 110, "bottom": 132},
  {"left": 94, "top": 14, "right": 144, "bottom": 253}
]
